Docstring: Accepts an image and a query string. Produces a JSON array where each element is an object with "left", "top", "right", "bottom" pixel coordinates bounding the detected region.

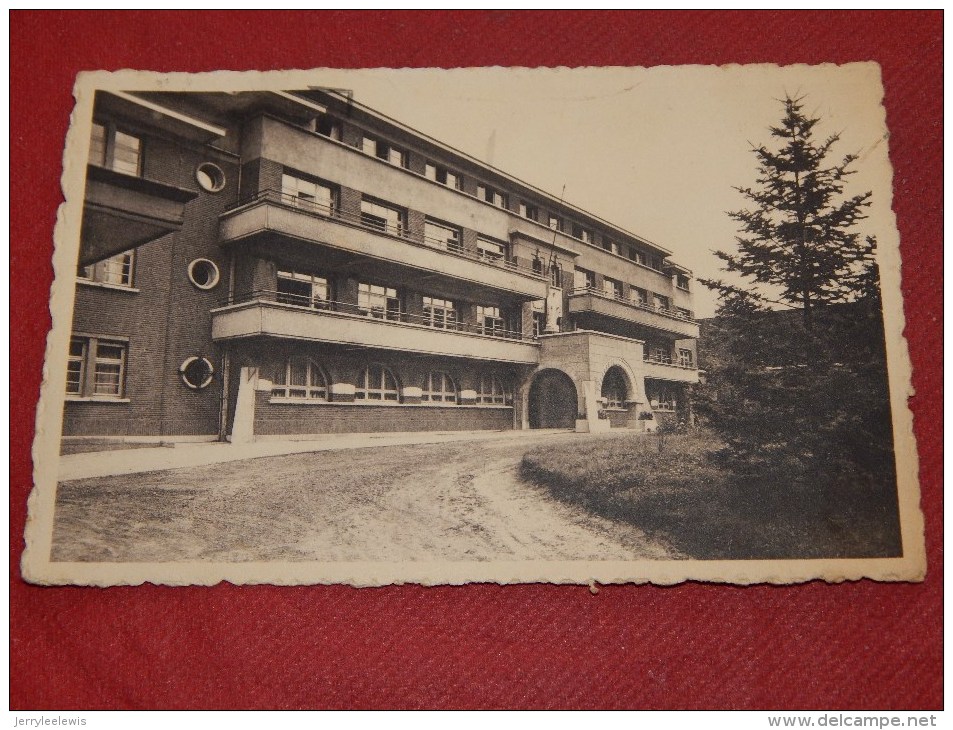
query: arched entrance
[{"left": 528, "top": 369, "right": 577, "bottom": 429}]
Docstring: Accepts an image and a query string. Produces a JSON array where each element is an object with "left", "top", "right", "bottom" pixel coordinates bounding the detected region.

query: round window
[
  {"left": 180, "top": 357, "right": 215, "bottom": 390},
  {"left": 188, "top": 258, "right": 220, "bottom": 290},
  {"left": 195, "top": 162, "right": 226, "bottom": 193}
]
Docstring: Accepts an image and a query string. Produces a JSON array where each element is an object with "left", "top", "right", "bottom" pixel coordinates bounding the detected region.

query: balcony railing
[
  {"left": 222, "top": 290, "right": 535, "bottom": 342},
  {"left": 568, "top": 286, "right": 696, "bottom": 323},
  {"left": 644, "top": 353, "right": 696, "bottom": 369},
  {"left": 224, "top": 189, "right": 547, "bottom": 280}
]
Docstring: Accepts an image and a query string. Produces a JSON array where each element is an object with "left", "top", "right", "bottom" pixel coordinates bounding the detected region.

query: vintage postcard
[{"left": 23, "top": 64, "right": 924, "bottom": 586}]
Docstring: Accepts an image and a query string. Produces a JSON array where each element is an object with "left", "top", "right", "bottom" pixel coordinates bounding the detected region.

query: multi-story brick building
[{"left": 63, "top": 88, "right": 700, "bottom": 444}]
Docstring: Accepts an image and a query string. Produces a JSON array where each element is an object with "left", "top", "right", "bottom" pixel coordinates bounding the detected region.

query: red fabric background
[{"left": 10, "top": 11, "right": 942, "bottom": 710}]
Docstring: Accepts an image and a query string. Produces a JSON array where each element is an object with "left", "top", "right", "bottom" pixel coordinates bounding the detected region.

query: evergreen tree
[{"left": 700, "top": 96, "right": 873, "bottom": 328}]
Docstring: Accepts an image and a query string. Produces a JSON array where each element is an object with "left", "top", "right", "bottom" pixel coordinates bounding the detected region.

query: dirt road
[{"left": 52, "top": 432, "right": 676, "bottom": 562}]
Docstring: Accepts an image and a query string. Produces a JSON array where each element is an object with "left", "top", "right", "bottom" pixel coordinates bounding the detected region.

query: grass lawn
[{"left": 519, "top": 430, "right": 902, "bottom": 560}]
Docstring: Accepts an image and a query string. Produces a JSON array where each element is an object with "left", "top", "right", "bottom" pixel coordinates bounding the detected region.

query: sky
[{"left": 298, "top": 65, "right": 895, "bottom": 319}]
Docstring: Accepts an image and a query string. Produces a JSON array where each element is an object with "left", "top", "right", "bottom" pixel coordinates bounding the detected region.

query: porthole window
[
  {"left": 180, "top": 356, "right": 215, "bottom": 390},
  {"left": 195, "top": 162, "right": 226, "bottom": 193},
  {"left": 188, "top": 258, "right": 220, "bottom": 290}
]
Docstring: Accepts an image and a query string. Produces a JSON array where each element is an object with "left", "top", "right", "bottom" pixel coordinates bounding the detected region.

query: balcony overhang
[
  {"left": 80, "top": 165, "right": 198, "bottom": 266},
  {"left": 643, "top": 360, "right": 701, "bottom": 384},
  {"left": 567, "top": 291, "right": 700, "bottom": 339},
  {"left": 211, "top": 300, "right": 541, "bottom": 365},
  {"left": 219, "top": 199, "right": 550, "bottom": 301}
]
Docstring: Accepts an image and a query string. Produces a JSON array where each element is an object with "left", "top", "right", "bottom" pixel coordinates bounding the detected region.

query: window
[
  {"left": 676, "top": 307, "right": 693, "bottom": 320},
  {"left": 477, "top": 184, "right": 508, "bottom": 209},
  {"left": 630, "top": 247, "right": 646, "bottom": 266},
  {"left": 519, "top": 201, "right": 539, "bottom": 221},
  {"left": 188, "top": 258, "right": 220, "bottom": 290},
  {"left": 421, "top": 372, "right": 457, "bottom": 404},
  {"left": 423, "top": 296, "right": 457, "bottom": 329},
  {"left": 66, "top": 336, "right": 127, "bottom": 398},
  {"left": 195, "top": 162, "right": 226, "bottom": 193},
  {"left": 532, "top": 300, "right": 546, "bottom": 337},
  {"left": 603, "top": 238, "right": 621, "bottom": 256},
  {"left": 180, "top": 356, "right": 215, "bottom": 390},
  {"left": 278, "top": 270, "right": 330, "bottom": 309},
  {"left": 424, "top": 218, "right": 462, "bottom": 252},
  {"left": 358, "top": 282, "right": 401, "bottom": 321},
  {"left": 601, "top": 369, "right": 628, "bottom": 409},
  {"left": 355, "top": 364, "right": 399, "bottom": 402},
  {"left": 574, "top": 267, "right": 596, "bottom": 290},
  {"left": 629, "top": 286, "right": 648, "bottom": 306},
  {"left": 649, "top": 346, "right": 672, "bottom": 364},
  {"left": 477, "top": 305, "right": 505, "bottom": 336},
  {"left": 676, "top": 274, "right": 691, "bottom": 291},
  {"left": 477, "top": 236, "right": 506, "bottom": 262},
  {"left": 678, "top": 348, "right": 694, "bottom": 368},
  {"left": 572, "top": 223, "right": 592, "bottom": 244},
  {"left": 548, "top": 214, "right": 562, "bottom": 232},
  {"left": 550, "top": 262, "right": 562, "bottom": 288},
  {"left": 89, "top": 122, "right": 142, "bottom": 176},
  {"left": 360, "top": 198, "right": 405, "bottom": 236},
  {"left": 653, "top": 293, "right": 670, "bottom": 311},
  {"left": 316, "top": 115, "right": 342, "bottom": 141},
  {"left": 477, "top": 375, "right": 509, "bottom": 405},
  {"left": 79, "top": 250, "right": 135, "bottom": 287},
  {"left": 647, "top": 254, "right": 664, "bottom": 271},
  {"left": 648, "top": 383, "right": 678, "bottom": 412},
  {"left": 603, "top": 277, "right": 623, "bottom": 299},
  {"left": 425, "top": 162, "right": 462, "bottom": 190},
  {"left": 281, "top": 173, "right": 335, "bottom": 215},
  {"left": 272, "top": 357, "right": 328, "bottom": 400},
  {"left": 362, "top": 136, "right": 406, "bottom": 167}
]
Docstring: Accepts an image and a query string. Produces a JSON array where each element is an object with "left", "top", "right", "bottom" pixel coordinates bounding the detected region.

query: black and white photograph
[{"left": 23, "top": 65, "right": 924, "bottom": 586}]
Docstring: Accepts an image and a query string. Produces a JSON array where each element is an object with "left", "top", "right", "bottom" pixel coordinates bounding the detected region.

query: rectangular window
[
  {"left": 89, "top": 122, "right": 142, "bottom": 176},
  {"left": 477, "top": 305, "right": 505, "bottom": 336},
  {"left": 424, "top": 218, "right": 462, "bottom": 252},
  {"left": 66, "top": 338, "right": 86, "bottom": 395},
  {"left": 316, "top": 115, "right": 342, "bottom": 141},
  {"left": 519, "top": 201, "right": 539, "bottom": 221},
  {"left": 678, "top": 348, "right": 694, "bottom": 368},
  {"left": 281, "top": 173, "right": 336, "bottom": 215},
  {"left": 677, "top": 307, "right": 693, "bottom": 320},
  {"left": 630, "top": 286, "right": 648, "bottom": 306},
  {"left": 425, "top": 162, "right": 462, "bottom": 189},
  {"left": 574, "top": 267, "right": 596, "bottom": 290},
  {"left": 79, "top": 250, "right": 135, "bottom": 287},
  {"left": 650, "top": 346, "right": 672, "bottom": 364},
  {"left": 277, "top": 270, "right": 330, "bottom": 309},
  {"left": 653, "top": 293, "right": 670, "bottom": 310},
  {"left": 362, "top": 135, "right": 406, "bottom": 167},
  {"left": 603, "top": 277, "right": 623, "bottom": 299},
  {"left": 532, "top": 301, "right": 546, "bottom": 337},
  {"left": 648, "top": 383, "right": 677, "bottom": 411},
  {"left": 477, "top": 236, "right": 506, "bottom": 262},
  {"left": 548, "top": 214, "right": 562, "bottom": 232},
  {"left": 631, "top": 248, "right": 647, "bottom": 265},
  {"left": 477, "top": 185, "right": 507, "bottom": 208},
  {"left": 603, "top": 238, "right": 621, "bottom": 256},
  {"left": 676, "top": 274, "right": 691, "bottom": 291},
  {"left": 66, "top": 336, "right": 127, "bottom": 399},
  {"left": 361, "top": 198, "right": 405, "bottom": 236},
  {"left": 572, "top": 223, "right": 592, "bottom": 243},
  {"left": 423, "top": 296, "right": 457, "bottom": 329},
  {"left": 358, "top": 283, "right": 401, "bottom": 321}
]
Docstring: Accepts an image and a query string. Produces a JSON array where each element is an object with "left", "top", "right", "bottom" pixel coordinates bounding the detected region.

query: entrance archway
[{"left": 528, "top": 369, "right": 577, "bottom": 429}]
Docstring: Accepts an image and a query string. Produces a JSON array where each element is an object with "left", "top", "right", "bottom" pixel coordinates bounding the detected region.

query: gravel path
[{"left": 51, "top": 433, "right": 676, "bottom": 563}]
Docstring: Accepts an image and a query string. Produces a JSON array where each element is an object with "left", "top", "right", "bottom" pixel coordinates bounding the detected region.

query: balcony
[
  {"left": 219, "top": 190, "right": 550, "bottom": 300},
  {"left": 211, "top": 293, "right": 541, "bottom": 365},
  {"left": 566, "top": 287, "right": 700, "bottom": 339},
  {"left": 80, "top": 164, "right": 198, "bottom": 267},
  {"left": 642, "top": 355, "right": 700, "bottom": 384}
]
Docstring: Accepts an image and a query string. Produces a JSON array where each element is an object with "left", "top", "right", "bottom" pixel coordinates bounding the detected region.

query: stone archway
[{"left": 528, "top": 369, "right": 577, "bottom": 429}]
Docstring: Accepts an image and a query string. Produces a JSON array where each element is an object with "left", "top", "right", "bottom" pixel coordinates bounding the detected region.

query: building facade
[{"left": 63, "top": 89, "right": 700, "bottom": 444}]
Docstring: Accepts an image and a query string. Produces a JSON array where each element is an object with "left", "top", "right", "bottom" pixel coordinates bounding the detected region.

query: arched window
[
  {"left": 421, "top": 372, "right": 457, "bottom": 404},
  {"left": 477, "top": 375, "right": 509, "bottom": 405},
  {"left": 601, "top": 368, "right": 628, "bottom": 409},
  {"left": 272, "top": 357, "right": 328, "bottom": 400},
  {"left": 356, "top": 364, "right": 399, "bottom": 402}
]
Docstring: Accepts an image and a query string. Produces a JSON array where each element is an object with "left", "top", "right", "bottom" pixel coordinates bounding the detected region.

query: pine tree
[{"left": 700, "top": 95, "right": 873, "bottom": 328}]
